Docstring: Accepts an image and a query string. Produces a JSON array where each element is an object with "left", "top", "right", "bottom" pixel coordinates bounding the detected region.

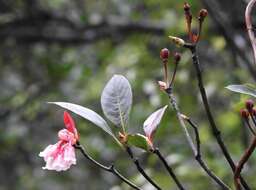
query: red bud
[
  {"left": 198, "top": 9, "right": 208, "bottom": 22},
  {"left": 174, "top": 52, "right": 181, "bottom": 63},
  {"left": 245, "top": 99, "right": 254, "bottom": 112},
  {"left": 184, "top": 2, "right": 190, "bottom": 12},
  {"left": 160, "top": 48, "right": 170, "bottom": 60}
]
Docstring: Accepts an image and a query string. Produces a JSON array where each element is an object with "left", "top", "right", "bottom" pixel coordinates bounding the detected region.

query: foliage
[{"left": 1, "top": 0, "right": 256, "bottom": 189}]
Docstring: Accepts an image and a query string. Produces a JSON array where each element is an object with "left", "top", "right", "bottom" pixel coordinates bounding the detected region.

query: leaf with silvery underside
[
  {"left": 101, "top": 75, "right": 132, "bottom": 129},
  {"left": 126, "top": 134, "right": 149, "bottom": 151},
  {"left": 225, "top": 83, "right": 256, "bottom": 98},
  {"left": 49, "top": 102, "right": 120, "bottom": 144},
  {"left": 143, "top": 105, "right": 168, "bottom": 141}
]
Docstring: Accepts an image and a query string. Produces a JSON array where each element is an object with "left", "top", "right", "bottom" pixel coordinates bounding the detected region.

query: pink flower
[{"left": 39, "top": 111, "right": 79, "bottom": 171}]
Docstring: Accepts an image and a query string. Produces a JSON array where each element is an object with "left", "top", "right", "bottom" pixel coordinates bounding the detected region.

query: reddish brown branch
[
  {"left": 245, "top": 0, "right": 256, "bottom": 64},
  {"left": 234, "top": 137, "right": 256, "bottom": 190}
]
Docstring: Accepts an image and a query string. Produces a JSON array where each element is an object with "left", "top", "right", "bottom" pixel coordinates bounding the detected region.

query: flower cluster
[{"left": 39, "top": 111, "right": 79, "bottom": 171}]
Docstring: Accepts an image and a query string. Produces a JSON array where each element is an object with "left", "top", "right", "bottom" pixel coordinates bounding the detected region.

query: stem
[
  {"left": 245, "top": 0, "right": 256, "bottom": 64},
  {"left": 195, "top": 22, "right": 202, "bottom": 43},
  {"left": 166, "top": 89, "right": 197, "bottom": 154},
  {"left": 166, "top": 89, "right": 230, "bottom": 189},
  {"left": 126, "top": 147, "right": 162, "bottom": 190},
  {"left": 184, "top": 43, "right": 251, "bottom": 190},
  {"left": 234, "top": 137, "right": 256, "bottom": 190},
  {"left": 249, "top": 112, "right": 256, "bottom": 128},
  {"left": 186, "top": 119, "right": 231, "bottom": 190},
  {"left": 244, "top": 119, "right": 256, "bottom": 136},
  {"left": 164, "top": 61, "right": 169, "bottom": 87},
  {"left": 153, "top": 148, "right": 186, "bottom": 190},
  {"left": 186, "top": 119, "right": 201, "bottom": 155},
  {"left": 74, "top": 143, "right": 141, "bottom": 190},
  {"left": 169, "top": 63, "right": 178, "bottom": 87}
]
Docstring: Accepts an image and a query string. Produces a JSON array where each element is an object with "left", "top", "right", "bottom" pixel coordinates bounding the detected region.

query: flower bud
[
  {"left": 160, "top": 48, "right": 170, "bottom": 60},
  {"left": 158, "top": 81, "right": 167, "bottom": 91},
  {"left": 168, "top": 36, "right": 185, "bottom": 47},
  {"left": 245, "top": 99, "right": 254, "bottom": 112},
  {"left": 174, "top": 52, "right": 181, "bottom": 63},
  {"left": 184, "top": 2, "right": 190, "bottom": 12},
  {"left": 198, "top": 9, "right": 208, "bottom": 22},
  {"left": 240, "top": 109, "right": 249, "bottom": 119}
]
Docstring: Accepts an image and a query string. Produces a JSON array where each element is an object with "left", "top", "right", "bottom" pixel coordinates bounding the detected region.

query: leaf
[
  {"left": 49, "top": 102, "right": 115, "bottom": 138},
  {"left": 126, "top": 134, "right": 149, "bottom": 151},
  {"left": 101, "top": 75, "right": 132, "bottom": 128},
  {"left": 143, "top": 105, "right": 168, "bottom": 141},
  {"left": 225, "top": 84, "right": 256, "bottom": 98}
]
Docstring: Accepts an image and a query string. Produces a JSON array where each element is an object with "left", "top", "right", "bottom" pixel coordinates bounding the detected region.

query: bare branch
[{"left": 74, "top": 142, "right": 142, "bottom": 190}]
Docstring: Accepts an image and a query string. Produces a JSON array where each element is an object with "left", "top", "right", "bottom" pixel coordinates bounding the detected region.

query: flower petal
[
  {"left": 39, "top": 141, "right": 76, "bottom": 172},
  {"left": 58, "top": 129, "right": 76, "bottom": 145},
  {"left": 63, "top": 111, "right": 79, "bottom": 141}
]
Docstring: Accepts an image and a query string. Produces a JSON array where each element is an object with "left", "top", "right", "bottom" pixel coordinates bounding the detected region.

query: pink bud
[
  {"left": 160, "top": 48, "right": 170, "bottom": 60},
  {"left": 245, "top": 99, "right": 254, "bottom": 112},
  {"left": 63, "top": 111, "right": 79, "bottom": 141},
  {"left": 174, "top": 52, "right": 181, "bottom": 63}
]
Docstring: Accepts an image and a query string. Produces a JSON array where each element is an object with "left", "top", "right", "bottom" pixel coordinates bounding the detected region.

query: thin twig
[
  {"left": 169, "top": 63, "right": 178, "bottom": 87},
  {"left": 184, "top": 43, "right": 251, "bottom": 190},
  {"left": 185, "top": 118, "right": 231, "bottom": 190},
  {"left": 165, "top": 88, "right": 197, "bottom": 154},
  {"left": 186, "top": 119, "right": 201, "bottom": 155},
  {"left": 234, "top": 137, "right": 256, "bottom": 190},
  {"left": 74, "top": 143, "right": 142, "bottom": 190},
  {"left": 165, "top": 88, "right": 230, "bottom": 190},
  {"left": 126, "top": 147, "right": 162, "bottom": 190},
  {"left": 245, "top": 0, "right": 256, "bottom": 65},
  {"left": 249, "top": 112, "right": 256, "bottom": 129},
  {"left": 152, "top": 148, "right": 186, "bottom": 190},
  {"left": 244, "top": 119, "right": 256, "bottom": 136}
]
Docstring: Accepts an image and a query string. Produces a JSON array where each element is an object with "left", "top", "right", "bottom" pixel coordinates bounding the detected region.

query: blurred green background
[{"left": 1, "top": 0, "right": 256, "bottom": 189}]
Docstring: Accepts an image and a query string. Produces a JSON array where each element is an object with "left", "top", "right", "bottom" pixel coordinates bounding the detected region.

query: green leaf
[
  {"left": 126, "top": 134, "right": 149, "bottom": 151},
  {"left": 101, "top": 75, "right": 133, "bottom": 129},
  {"left": 225, "top": 84, "right": 256, "bottom": 97},
  {"left": 48, "top": 102, "right": 121, "bottom": 145}
]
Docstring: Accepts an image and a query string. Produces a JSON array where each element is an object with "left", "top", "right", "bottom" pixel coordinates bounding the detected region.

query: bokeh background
[{"left": 1, "top": 0, "right": 256, "bottom": 189}]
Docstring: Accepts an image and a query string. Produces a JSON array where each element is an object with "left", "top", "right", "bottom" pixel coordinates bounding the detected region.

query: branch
[
  {"left": 125, "top": 147, "right": 162, "bottom": 190},
  {"left": 185, "top": 117, "right": 231, "bottom": 190},
  {"left": 74, "top": 143, "right": 141, "bottom": 190},
  {"left": 165, "top": 88, "right": 230, "bottom": 190},
  {"left": 245, "top": 0, "right": 256, "bottom": 64},
  {"left": 202, "top": 0, "right": 256, "bottom": 81},
  {"left": 0, "top": 15, "right": 165, "bottom": 45},
  {"left": 152, "top": 148, "right": 186, "bottom": 190},
  {"left": 184, "top": 43, "right": 251, "bottom": 190},
  {"left": 165, "top": 89, "right": 197, "bottom": 154},
  {"left": 244, "top": 119, "right": 256, "bottom": 136},
  {"left": 234, "top": 137, "right": 256, "bottom": 190}
]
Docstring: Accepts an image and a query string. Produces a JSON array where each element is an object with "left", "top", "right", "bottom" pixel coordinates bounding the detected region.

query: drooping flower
[{"left": 39, "top": 111, "right": 79, "bottom": 171}]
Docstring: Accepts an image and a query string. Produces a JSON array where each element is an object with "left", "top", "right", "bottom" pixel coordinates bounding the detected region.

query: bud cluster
[
  {"left": 158, "top": 48, "right": 182, "bottom": 90},
  {"left": 240, "top": 99, "right": 256, "bottom": 136},
  {"left": 240, "top": 99, "right": 256, "bottom": 118},
  {"left": 179, "top": 2, "right": 208, "bottom": 43}
]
